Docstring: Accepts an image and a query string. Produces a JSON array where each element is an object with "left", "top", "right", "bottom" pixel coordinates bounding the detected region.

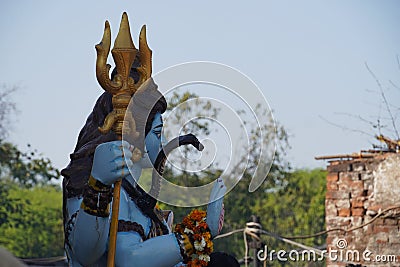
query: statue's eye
[
  {"left": 153, "top": 129, "right": 161, "bottom": 138},
  {"left": 153, "top": 124, "right": 162, "bottom": 138}
]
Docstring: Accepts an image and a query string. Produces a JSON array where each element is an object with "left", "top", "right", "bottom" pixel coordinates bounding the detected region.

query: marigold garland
[{"left": 175, "top": 209, "right": 213, "bottom": 267}]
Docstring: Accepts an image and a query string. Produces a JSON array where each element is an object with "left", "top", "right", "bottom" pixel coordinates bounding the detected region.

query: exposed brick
[
  {"left": 326, "top": 191, "right": 350, "bottom": 199},
  {"left": 325, "top": 208, "right": 337, "bottom": 218},
  {"left": 374, "top": 218, "right": 386, "bottom": 225},
  {"left": 327, "top": 172, "right": 339, "bottom": 182},
  {"left": 327, "top": 217, "right": 351, "bottom": 226},
  {"left": 327, "top": 181, "right": 338, "bottom": 191},
  {"left": 351, "top": 216, "right": 363, "bottom": 227},
  {"left": 361, "top": 171, "right": 374, "bottom": 180},
  {"left": 384, "top": 218, "right": 398, "bottom": 225},
  {"left": 335, "top": 199, "right": 350, "bottom": 209},
  {"left": 338, "top": 208, "right": 351, "bottom": 217},
  {"left": 363, "top": 178, "right": 373, "bottom": 191},
  {"left": 389, "top": 230, "right": 400, "bottom": 244},
  {"left": 328, "top": 161, "right": 352, "bottom": 172},
  {"left": 352, "top": 162, "right": 366, "bottom": 172},
  {"left": 388, "top": 228, "right": 400, "bottom": 239},
  {"left": 376, "top": 239, "right": 388, "bottom": 244},
  {"left": 374, "top": 225, "right": 391, "bottom": 233},
  {"left": 365, "top": 158, "right": 384, "bottom": 172},
  {"left": 352, "top": 208, "right": 365, "bottom": 217},
  {"left": 340, "top": 172, "right": 362, "bottom": 181},
  {"left": 368, "top": 205, "right": 384, "bottom": 213},
  {"left": 339, "top": 172, "right": 352, "bottom": 181},
  {"left": 374, "top": 232, "right": 389, "bottom": 243},
  {"left": 338, "top": 181, "right": 351, "bottom": 192},
  {"left": 364, "top": 188, "right": 373, "bottom": 198},
  {"left": 326, "top": 235, "right": 334, "bottom": 246},
  {"left": 351, "top": 197, "right": 365, "bottom": 208},
  {"left": 366, "top": 224, "right": 374, "bottom": 234},
  {"left": 349, "top": 180, "right": 364, "bottom": 197},
  {"left": 363, "top": 200, "right": 372, "bottom": 211},
  {"left": 326, "top": 217, "right": 337, "bottom": 225}
]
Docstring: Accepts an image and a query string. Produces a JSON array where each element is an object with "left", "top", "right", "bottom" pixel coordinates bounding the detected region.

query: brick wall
[{"left": 325, "top": 153, "right": 400, "bottom": 266}]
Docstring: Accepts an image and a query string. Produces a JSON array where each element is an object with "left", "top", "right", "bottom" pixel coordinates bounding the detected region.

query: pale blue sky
[{"left": 1, "top": 1, "right": 399, "bottom": 172}]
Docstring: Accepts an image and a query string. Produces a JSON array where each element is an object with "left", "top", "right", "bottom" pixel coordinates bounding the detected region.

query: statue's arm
[
  {"left": 115, "top": 232, "right": 184, "bottom": 267},
  {"left": 113, "top": 190, "right": 185, "bottom": 267},
  {"left": 65, "top": 141, "right": 133, "bottom": 266},
  {"left": 66, "top": 200, "right": 110, "bottom": 266}
]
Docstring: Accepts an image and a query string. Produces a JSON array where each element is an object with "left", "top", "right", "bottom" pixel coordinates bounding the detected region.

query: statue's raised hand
[
  {"left": 206, "top": 178, "right": 227, "bottom": 238},
  {"left": 91, "top": 141, "right": 133, "bottom": 185}
]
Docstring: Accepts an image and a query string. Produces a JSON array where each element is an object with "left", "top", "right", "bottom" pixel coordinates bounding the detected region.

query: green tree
[
  {"left": 0, "top": 85, "right": 63, "bottom": 258},
  {"left": 0, "top": 182, "right": 63, "bottom": 258},
  {"left": 0, "top": 141, "right": 64, "bottom": 258},
  {"left": 0, "top": 84, "right": 18, "bottom": 140},
  {"left": 0, "top": 141, "right": 60, "bottom": 187}
]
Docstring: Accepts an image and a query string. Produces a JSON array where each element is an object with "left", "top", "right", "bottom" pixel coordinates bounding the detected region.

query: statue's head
[
  {"left": 62, "top": 12, "right": 201, "bottom": 199},
  {"left": 60, "top": 82, "right": 166, "bottom": 194}
]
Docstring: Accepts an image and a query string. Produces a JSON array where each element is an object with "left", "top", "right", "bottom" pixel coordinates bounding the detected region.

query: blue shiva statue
[{"left": 61, "top": 74, "right": 236, "bottom": 266}]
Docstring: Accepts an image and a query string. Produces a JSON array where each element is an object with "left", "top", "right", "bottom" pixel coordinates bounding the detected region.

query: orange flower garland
[{"left": 175, "top": 209, "right": 213, "bottom": 267}]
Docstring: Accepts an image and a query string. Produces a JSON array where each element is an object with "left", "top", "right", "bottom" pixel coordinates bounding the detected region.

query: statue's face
[
  {"left": 126, "top": 112, "right": 164, "bottom": 186},
  {"left": 144, "top": 112, "right": 164, "bottom": 165}
]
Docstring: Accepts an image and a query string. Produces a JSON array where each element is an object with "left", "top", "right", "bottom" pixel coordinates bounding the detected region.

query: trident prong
[
  {"left": 136, "top": 25, "right": 153, "bottom": 87},
  {"left": 95, "top": 21, "right": 122, "bottom": 94}
]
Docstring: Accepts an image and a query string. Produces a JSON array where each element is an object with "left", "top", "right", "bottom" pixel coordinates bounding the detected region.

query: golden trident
[{"left": 95, "top": 12, "right": 152, "bottom": 267}]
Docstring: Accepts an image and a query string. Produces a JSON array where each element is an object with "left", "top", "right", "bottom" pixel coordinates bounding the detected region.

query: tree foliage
[
  {"left": 0, "top": 141, "right": 63, "bottom": 258},
  {"left": 0, "top": 182, "right": 63, "bottom": 258},
  {"left": 0, "top": 84, "right": 18, "bottom": 139},
  {"left": 0, "top": 86, "right": 63, "bottom": 258},
  {"left": 0, "top": 142, "right": 60, "bottom": 187}
]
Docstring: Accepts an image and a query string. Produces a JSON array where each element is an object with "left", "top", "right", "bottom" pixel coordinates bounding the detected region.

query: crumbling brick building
[{"left": 324, "top": 152, "right": 400, "bottom": 266}]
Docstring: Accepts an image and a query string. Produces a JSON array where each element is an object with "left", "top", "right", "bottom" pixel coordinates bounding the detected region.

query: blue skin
[
  {"left": 145, "top": 112, "right": 164, "bottom": 165},
  {"left": 65, "top": 112, "right": 224, "bottom": 267}
]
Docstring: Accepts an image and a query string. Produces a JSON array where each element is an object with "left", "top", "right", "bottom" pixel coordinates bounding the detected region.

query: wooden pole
[{"left": 107, "top": 180, "right": 122, "bottom": 267}]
